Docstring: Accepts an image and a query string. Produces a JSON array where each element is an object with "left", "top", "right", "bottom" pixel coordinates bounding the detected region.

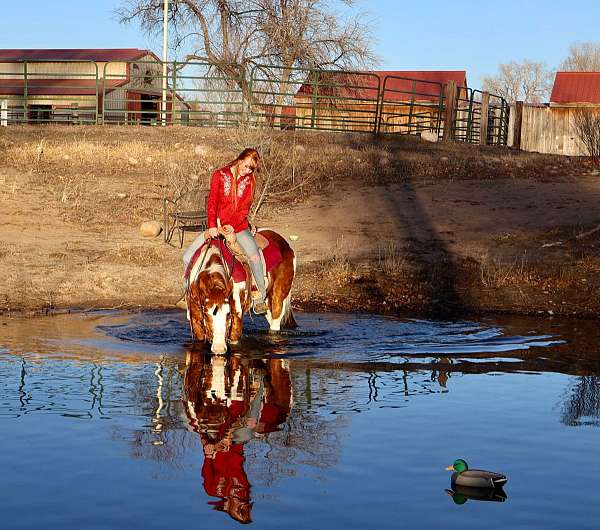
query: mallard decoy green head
[
  {"left": 446, "top": 459, "right": 468, "bottom": 473},
  {"left": 446, "top": 459, "right": 507, "bottom": 489}
]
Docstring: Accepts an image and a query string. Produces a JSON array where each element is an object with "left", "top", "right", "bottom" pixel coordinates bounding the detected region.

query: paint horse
[{"left": 185, "top": 229, "right": 296, "bottom": 354}]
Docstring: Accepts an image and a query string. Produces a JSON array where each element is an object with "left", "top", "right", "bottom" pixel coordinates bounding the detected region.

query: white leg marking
[{"left": 209, "top": 304, "right": 229, "bottom": 354}]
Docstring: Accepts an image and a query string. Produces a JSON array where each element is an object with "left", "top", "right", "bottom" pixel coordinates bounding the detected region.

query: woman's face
[{"left": 237, "top": 157, "right": 256, "bottom": 177}]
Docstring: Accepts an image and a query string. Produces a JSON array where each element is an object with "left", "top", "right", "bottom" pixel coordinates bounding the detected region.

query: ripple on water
[{"left": 91, "top": 311, "right": 565, "bottom": 366}]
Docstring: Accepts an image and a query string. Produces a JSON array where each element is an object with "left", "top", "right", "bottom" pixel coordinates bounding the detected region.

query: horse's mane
[{"left": 193, "top": 246, "right": 232, "bottom": 305}]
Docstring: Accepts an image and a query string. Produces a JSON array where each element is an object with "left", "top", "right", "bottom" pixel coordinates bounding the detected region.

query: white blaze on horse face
[{"left": 208, "top": 303, "right": 230, "bottom": 354}]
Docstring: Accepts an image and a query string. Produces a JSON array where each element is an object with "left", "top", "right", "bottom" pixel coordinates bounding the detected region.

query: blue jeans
[
  {"left": 182, "top": 232, "right": 206, "bottom": 271},
  {"left": 236, "top": 229, "right": 266, "bottom": 300}
]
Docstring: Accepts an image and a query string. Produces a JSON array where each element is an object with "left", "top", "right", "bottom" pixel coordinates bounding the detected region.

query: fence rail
[{"left": 0, "top": 58, "right": 509, "bottom": 144}]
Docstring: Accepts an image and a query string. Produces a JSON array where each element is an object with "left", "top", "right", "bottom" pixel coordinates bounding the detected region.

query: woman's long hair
[{"left": 228, "top": 148, "right": 260, "bottom": 208}]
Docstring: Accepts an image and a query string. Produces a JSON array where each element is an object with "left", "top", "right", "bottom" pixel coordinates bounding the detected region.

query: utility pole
[{"left": 161, "top": 0, "right": 169, "bottom": 126}]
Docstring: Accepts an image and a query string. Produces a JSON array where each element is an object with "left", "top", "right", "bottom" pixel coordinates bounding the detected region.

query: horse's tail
[{"left": 280, "top": 253, "right": 297, "bottom": 329}]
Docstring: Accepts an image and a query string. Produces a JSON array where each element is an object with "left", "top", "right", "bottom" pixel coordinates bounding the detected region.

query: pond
[{"left": 1, "top": 311, "right": 600, "bottom": 529}]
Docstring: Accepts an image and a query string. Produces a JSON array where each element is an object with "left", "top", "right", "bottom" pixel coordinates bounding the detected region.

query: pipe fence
[{"left": 0, "top": 58, "right": 509, "bottom": 145}]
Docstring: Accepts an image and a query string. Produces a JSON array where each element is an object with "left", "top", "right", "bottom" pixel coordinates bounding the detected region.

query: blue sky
[{"left": 1, "top": 0, "right": 599, "bottom": 85}]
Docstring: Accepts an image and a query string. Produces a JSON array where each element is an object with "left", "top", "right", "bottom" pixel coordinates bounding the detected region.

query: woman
[{"left": 183, "top": 148, "right": 267, "bottom": 314}]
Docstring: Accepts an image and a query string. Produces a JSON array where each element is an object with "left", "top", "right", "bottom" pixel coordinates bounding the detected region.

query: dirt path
[{"left": 265, "top": 178, "right": 600, "bottom": 263}]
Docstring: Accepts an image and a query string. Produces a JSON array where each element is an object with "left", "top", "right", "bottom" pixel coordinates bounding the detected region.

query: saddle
[
  {"left": 224, "top": 231, "right": 270, "bottom": 263},
  {"left": 185, "top": 229, "right": 282, "bottom": 293}
]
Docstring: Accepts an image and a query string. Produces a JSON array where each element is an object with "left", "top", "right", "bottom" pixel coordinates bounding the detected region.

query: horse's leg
[
  {"left": 229, "top": 282, "right": 246, "bottom": 344},
  {"left": 188, "top": 301, "right": 205, "bottom": 341},
  {"left": 266, "top": 255, "right": 296, "bottom": 332}
]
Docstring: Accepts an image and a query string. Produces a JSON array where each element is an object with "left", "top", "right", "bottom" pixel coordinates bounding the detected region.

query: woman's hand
[
  {"left": 221, "top": 224, "right": 235, "bottom": 235},
  {"left": 207, "top": 227, "right": 219, "bottom": 238}
]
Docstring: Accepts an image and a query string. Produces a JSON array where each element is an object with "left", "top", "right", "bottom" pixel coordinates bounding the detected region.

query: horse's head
[{"left": 189, "top": 250, "right": 234, "bottom": 354}]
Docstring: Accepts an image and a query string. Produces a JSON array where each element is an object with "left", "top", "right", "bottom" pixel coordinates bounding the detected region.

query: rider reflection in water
[{"left": 183, "top": 351, "right": 292, "bottom": 524}]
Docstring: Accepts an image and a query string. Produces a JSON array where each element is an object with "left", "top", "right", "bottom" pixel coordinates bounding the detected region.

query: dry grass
[
  {"left": 319, "top": 236, "right": 353, "bottom": 286},
  {"left": 377, "top": 240, "right": 406, "bottom": 275},
  {"left": 0, "top": 125, "right": 394, "bottom": 229},
  {"left": 0, "top": 124, "right": 589, "bottom": 234},
  {"left": 478, "top": 251, "right": 540, "bottom": 288},
  {"left": 0, "top": 242, "right": 17, "bottom": 260},
  {"left": 102, "top": 245, "right": 166, "bottom": 266}
]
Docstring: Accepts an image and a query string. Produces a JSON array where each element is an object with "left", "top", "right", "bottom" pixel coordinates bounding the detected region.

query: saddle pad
[{"left": 184, "top": 232, "right": 283, "bottom": 285}]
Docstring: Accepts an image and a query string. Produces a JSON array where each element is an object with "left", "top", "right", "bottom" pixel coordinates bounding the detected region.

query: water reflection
[
  {"left": 445, "top": 486, "right": 508, "bottom": 505},
  {"left": 561, "top": 376, "right": 600, "bottom": 427},
  {"left": 182, "top": 350, "right": 292, "bottom": 524},
  {"left": 3, "top": 312, "right": 600, "bottom": 529}
]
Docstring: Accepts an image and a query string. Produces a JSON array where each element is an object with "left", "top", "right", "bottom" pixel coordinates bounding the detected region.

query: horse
[{"left": 185, "top": 229, "right": 296, "bottom": 354}]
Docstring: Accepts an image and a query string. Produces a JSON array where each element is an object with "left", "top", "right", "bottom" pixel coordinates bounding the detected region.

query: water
[{"left": 1, "top": 311, "right": 600, "bottom": 529}]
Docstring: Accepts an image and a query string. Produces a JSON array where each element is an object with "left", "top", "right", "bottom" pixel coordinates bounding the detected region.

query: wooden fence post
[
  {"left": 443, "top": 80, "right": 457, "bottom": 141},
  {"left": 512, "top": 100, "right": 524, "bottom": 150},
  {"left": 480, "top": 91, "right": 490, "bottom": 145}
]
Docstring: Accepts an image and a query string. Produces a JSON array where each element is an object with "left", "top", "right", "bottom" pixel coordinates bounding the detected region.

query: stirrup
[{"left": 253, "top": 299, "right": 268, "bottom": 315}]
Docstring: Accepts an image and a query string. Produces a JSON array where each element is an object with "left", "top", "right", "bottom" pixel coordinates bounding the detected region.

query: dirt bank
[{"left": 1, "top": 125, "right": 599, "bottom": 318}]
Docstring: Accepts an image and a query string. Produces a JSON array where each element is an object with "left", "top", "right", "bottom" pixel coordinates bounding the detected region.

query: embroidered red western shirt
[{"left": 207, "top": 165, "right": 255, "bottom": 233}]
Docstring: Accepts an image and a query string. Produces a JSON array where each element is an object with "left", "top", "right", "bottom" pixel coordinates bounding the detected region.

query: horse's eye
[{"left": 212, "top": 306, "right": 218, "bottom": 317}]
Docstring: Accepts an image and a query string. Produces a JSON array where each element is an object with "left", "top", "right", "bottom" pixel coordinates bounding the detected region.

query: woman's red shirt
[{"left": 207, "top": 165, "right": 255, "bottom": 232}]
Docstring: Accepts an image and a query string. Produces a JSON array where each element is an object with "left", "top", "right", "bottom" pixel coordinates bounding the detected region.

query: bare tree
[
  {"left": 481, "top": 60, "right": 552, "bottom": 103},
  {"left": 117, "top": 0, "right": 376, "bottom": 107},
  {"left": 560, "top": 42, "right": 600, "bottom": 71},
  {"left": 573, "top": 109, "right": 600, "bottom": 159}
]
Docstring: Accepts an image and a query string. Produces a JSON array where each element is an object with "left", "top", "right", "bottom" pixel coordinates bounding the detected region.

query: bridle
[
  {"left": 190, "top": 237, "right": 235, "bottom": 345},
  {"left": 199, "top": 293, "right": 234, "bottom": 345}
]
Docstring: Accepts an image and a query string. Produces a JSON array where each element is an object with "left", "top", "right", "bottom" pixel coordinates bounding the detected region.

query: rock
[
  {"left": 116, "top": 193, "right": 128, "bottom": 199},
  {"left": 194, "top": 144, "right": 210, "bottom": 157},
  {"left": 379, "top": 156, "right": 390, "bottom": 167},
  {"left": 63, "top": 154, "right": 71, "bottom": 161},
  {"left": 128, "top": 157, "right": 138, "bottom": 165},
  {"left": 140, "top": 220, "right": 162, "bottom": 238},
  {"left": 174, "top": 142, "right": 181, "bottom": 149},
  {"left": 145, "top": 156, "right": 153, "bottom": 164},
  {"left": 294, "top": 144, "right": 306, "bottom": 153},
  {"left": 421, "top": 130, "right": 438, "bottom": 143},
  {"left": 440, "top": 156, "right": 449, "bottom": 161}
]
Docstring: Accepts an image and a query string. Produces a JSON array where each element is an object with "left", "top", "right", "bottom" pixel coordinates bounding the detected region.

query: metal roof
[
  {"left": 0, "top": 79, "right": 126, "bottom": 96},
  {"left": 551, "top": 72, "right": 600, "bottom": 104},
  {"left": 0, "top": 48, "right": 155, "bottom": 62}
]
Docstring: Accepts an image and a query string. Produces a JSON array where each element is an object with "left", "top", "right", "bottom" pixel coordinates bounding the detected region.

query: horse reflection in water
[{"left": 183, "top": 350, "right": 292, "bottom": 524}]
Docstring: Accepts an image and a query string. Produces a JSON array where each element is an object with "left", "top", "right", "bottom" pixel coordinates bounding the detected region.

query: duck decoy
[
  {"left": 446, "top": 459, "right": 507, "bottom": 489},
  {"left": 445, "top": 485, "right": 508, "bottom": 504}
]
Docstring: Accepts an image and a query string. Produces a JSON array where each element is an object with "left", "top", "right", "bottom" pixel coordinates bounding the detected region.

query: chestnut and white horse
[{"left": 186, "top": 230, "right": 296, "bottom": 354}]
